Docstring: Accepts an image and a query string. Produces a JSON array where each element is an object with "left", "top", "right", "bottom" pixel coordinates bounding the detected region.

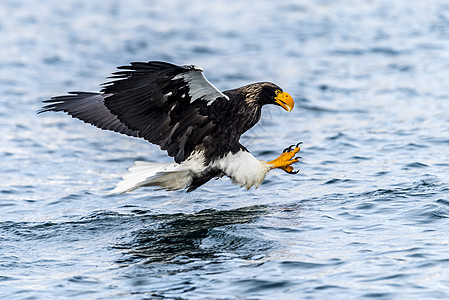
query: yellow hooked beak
[{"left": 275, "top": 91, "right": 294, "bottom": 112}]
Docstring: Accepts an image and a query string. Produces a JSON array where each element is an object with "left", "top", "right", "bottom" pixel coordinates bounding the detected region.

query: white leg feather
[{"left": 212, "top": 150, "right": 271, "bottom": 189}]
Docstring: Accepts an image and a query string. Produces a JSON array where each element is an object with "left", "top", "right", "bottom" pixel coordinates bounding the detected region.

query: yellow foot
[{"left": 267, "top": 143, "right": 302, "bottom": 174}]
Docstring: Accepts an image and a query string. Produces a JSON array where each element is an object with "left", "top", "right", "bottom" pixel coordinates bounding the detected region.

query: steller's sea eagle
[{"left": 39, "top": 61, "right": 301, "bottom": 193}]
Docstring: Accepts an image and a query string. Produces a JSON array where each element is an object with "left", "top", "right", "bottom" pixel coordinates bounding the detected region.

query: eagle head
[{"left": 253, "top": 82, "right": 294, "bottom": 112}]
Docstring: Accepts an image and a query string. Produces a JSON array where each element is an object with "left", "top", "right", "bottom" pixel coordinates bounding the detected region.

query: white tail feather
[
  {"left": 110, "top": 154, "right": 207, "bottom": 194},
  {"left": 109, "top": 161, "right": 193, "bottom": 194}
]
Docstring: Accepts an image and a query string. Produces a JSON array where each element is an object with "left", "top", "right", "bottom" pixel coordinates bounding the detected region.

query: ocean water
[{"left": 2, "top": 0, "right": 449, "bottom": 299}]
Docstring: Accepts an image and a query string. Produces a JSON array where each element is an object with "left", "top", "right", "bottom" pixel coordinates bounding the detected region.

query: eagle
[{"left": 39, "top": 61, "right": 301, "bottom": 193}]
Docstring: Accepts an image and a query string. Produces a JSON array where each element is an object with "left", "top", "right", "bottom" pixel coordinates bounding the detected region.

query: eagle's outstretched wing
[
  {"left": 40, "top": 61, "right": 230, "bottom": 163},
  {"left": 39, "top": 92, "right": 139, "bottom": 137}
]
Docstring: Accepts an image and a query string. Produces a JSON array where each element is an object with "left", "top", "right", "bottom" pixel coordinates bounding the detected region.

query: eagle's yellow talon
[
  {"left": 268, "top": 145, "right": 301, "bottom": 173},
  {"left": 281, "top": 165, "right": 294, "bottom": 173}
]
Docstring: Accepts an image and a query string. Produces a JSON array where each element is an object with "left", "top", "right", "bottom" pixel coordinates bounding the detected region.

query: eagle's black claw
[
  {"left": 294, "top": 156, "right": 302, "bottom": 160},
  {"left": 283, "top": 143, "right": 301, "bottom": 153},
  {"left": 288, "top": 169, "right": 299, "bottom": 174}
]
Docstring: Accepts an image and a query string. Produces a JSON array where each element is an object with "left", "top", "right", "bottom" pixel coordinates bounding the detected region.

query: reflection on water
[{"left": 115, "top": 205, "right": 269, "bottom": 265}]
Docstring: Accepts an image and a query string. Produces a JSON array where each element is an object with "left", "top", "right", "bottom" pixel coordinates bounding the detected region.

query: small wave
[
  {"left": 67, "top": 275, "right": 99, "bottom": 284},
  {"left": 281, "top": 260, "right": 343, "bottom": 269},
  {"left": 0, "top": 276, "right": 16, "bottom": 282},
  {"left": 323, "top": 178, "right": 355, "bottom": 185},
  {"left": 358, "top": 180, "right": 441, "bottom": 201},
  {"left": 420, "top": 210, "right": 449, "bottom": 223},
  {"left": 330, "top": 46, "right": 402, "bottom": 57},
  {"left": 404, "top": 162, "right": 428, "bottom": 168},
  {"left": 235, "top": 279, "right": 292, "bottom": 294},
  {"left": 360, "top": 273, "right": 410, "bottom": 283},
  {"left": 436, "top": 199, "right": 449, "bottom": 206}
]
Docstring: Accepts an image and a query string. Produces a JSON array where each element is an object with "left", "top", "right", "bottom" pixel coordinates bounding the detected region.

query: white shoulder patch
[
  {"left": 172, "top": 66, "right": 229, "bottom": 105},
  {"left": 212, "top": 150, "right": 271, "bottom": 190}
]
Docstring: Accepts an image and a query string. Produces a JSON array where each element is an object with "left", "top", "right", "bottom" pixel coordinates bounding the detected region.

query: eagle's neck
[{"left": 231, "top": 94, "right": 262, "bottom": 135}]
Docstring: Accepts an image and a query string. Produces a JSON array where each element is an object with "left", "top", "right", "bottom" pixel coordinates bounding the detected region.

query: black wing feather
[
  {"left": 38, "top": 92, "right": 139, "bottom": 137},
  {"left": 101, "top": 61, "right": 229, "bottom": 162}
]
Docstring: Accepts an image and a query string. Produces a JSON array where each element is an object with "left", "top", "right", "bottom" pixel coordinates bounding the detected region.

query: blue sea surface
[{"left": 2, "top": 0, "right": 449, "bottom": 299}]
